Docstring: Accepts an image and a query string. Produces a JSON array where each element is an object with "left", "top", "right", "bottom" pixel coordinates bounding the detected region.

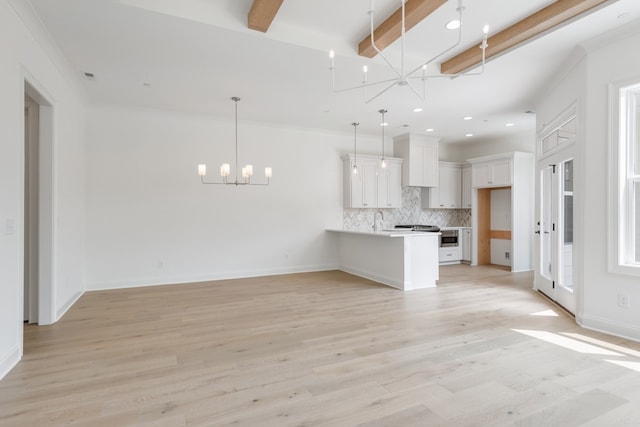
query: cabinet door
[
  {"left": 437, "top": 164, "right": 461, "bottom": 208},
  {"left": 449, "top": 165, "right": 462, "bottom": 208},
  {"left": 462, "top": 229, "right": 471, "bottom": 261},
  {"left": 384, "top": 162, "right": 402, "bottom": 208},
  {"left": 462, "top": 166, "right": 472, "bottom": 208},
  {"left": 491, "top": 160, "right": 512, "bottom": 186},
  {"left": 421, "top": 142, "right": 438, "bottom": 187},
  {"left": 472, "top": 163, "right": 491, "bottom": 188},
  {"left": 351, "top": 159, "right": 377, "bottom": 208}
]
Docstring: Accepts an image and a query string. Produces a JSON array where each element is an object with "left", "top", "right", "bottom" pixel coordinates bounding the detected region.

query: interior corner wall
[
  {"left": 84, "top": 105, "right": 372, "bottom": 290},
  {"left": 0, "top": 0, "right": 87, "bottom": 380}
]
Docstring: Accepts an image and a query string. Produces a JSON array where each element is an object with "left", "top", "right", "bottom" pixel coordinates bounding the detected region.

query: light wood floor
[{"left": 2, "top": 265, "right": 640, "bottom": 426}]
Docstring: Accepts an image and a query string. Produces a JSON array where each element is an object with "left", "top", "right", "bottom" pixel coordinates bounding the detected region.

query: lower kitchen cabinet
[
  {"left": 461, "top": 228, "right": 471, "bottom": 262},
  {"left": 439, "top": 246, "right": 461, "bottom": 264}
]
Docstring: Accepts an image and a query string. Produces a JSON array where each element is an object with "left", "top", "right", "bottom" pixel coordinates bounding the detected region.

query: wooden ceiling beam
[
  {"left": 358, "top": 0, "right": 447, "bottom": 58},
  {"left": 248, "top": 0, "right": 285, "bottom": 33},
  {"left": 440, "top": 0, "right": 609, "bottom": 75}
]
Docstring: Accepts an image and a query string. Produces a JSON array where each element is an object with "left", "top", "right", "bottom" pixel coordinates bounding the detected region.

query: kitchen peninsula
[{"left": 327, "top": 229, "right": 440, "bottom": 291}]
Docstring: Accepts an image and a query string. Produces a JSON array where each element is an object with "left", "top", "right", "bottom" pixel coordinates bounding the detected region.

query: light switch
[{"left": 4, "top": 218, "right": 15, "bottom": 235}]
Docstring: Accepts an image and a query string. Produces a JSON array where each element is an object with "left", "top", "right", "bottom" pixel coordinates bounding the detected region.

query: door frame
[
  {"left": 22, "top": 74, "right": 56, "bottom": 329},
  {"left": 535, "top": 133, "right": 577, "bottom": 314}
]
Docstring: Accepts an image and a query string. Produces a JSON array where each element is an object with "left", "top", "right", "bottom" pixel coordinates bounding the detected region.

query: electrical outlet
[
  {"left": 505, "top": 252, "right": 510, "bottom": 259},
  {"left": 158, "top": 260, "right": 165, "bottom": 270},
  {"left": 618, "top": 293, "right": 630, "bottom": 309}
]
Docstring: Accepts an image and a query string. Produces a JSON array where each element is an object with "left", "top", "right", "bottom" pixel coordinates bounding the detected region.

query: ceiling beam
[
  {"left": 358, "top": 0, "right": 447, "bottom": 58},
  {"left": 248, "top": 0, "right": 284, "bottom": 33},
  {"left": 440, "top": 0, "right": 609, "bottom": 75}
]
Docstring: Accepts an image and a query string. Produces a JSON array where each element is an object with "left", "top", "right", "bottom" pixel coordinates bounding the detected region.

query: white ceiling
[{"left": 27, "top": 0, "right": 640, "bottom": 142}]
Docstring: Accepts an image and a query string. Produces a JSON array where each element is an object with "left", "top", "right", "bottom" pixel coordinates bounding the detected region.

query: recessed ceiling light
[
  {"left": 413, "top": 107, "right": 423, "bottom": 113},
  {"left": 446, "top": 20, "right": 461, "bottom": 30},
  {"left": 380, "top": 122, "right": 389, "bottom": 127},
  {"left": 426, "top": 128, "right": 435, "bottom": 132},
  {"left": 505, "top": 123, "right": 515, "bottom": 127},
  {"left": 465, "top": 133, "right": 474, "bottom": 137},
  {"left": 463, "top": 116, "right": 473, "bottom": 120}
]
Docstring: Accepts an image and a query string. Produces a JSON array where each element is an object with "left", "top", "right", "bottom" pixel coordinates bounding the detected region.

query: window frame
[{"left": 609, "top": 79, "right": 640, "bottom": 275}]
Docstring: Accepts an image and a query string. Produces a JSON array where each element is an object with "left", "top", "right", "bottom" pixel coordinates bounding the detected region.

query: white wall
[
  {"left": 536, "top": 22, "right": 640, "bottom": 341},
  {"left": 580, "top": 26, "right": 640, "bottom": 340},
  {"left": 84, "top": 105, "right": 379, "bottom": 289},
  {"left": 0, "top": 0, "right": 87, "bottom": 379},
  {"left": 440, "top": 131, "right": 535, "bottom": 163}
]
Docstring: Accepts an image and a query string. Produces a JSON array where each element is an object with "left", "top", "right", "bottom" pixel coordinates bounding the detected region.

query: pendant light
[
  {"left": 197, "top": 97, "right": 272, "bottom": 186},
  {"left": 352, "top": 122, "right": 359, "bottom": 175},
  {"left": 379, "top": 109, "right": 388, "bottom": 169}
]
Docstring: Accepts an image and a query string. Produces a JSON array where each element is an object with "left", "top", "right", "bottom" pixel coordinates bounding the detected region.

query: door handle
[{"left": 535, "top": 230, "right": 540, "bottom": 234}]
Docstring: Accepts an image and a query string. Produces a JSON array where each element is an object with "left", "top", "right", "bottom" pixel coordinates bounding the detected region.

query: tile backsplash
[{"left": 343, "top": 187, "right": 471, "bottom": 231}]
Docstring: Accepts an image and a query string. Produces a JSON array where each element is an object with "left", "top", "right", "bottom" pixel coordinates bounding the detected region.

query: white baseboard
[
  {"left": 0, "top": 345, "right": 21, "bottom": 381},
  {"left": 56, "top": 290, "right": 84, "bottom": 321},
  {"left": 86, "top": 264, "right": 339, "bottom": 291},
  {"left": 578, "top": 314, "right": 640, "bottom": 343},
  {"left": 338, "top": 265, "right": 403, "bottom": 290}
]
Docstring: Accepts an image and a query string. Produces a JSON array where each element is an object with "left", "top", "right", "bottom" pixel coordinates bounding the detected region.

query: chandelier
[
  {"left": 197, "top": 97, "right": 272, "bottom": 186},
  {"left": 329, "top": 0, "right": 489, "bottom": 103}
]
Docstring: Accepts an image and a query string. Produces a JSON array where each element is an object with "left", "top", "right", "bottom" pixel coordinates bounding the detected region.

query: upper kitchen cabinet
[
  {"left": 462, "top": 164, "right": 472, "bottom": 209},
  {"left": 342, "top": 154, "right": 402, "bottom": 209},
  {"left": 422, "top": 162, "right": 462, "bottom": 209},
  {"left": 393, "top": 133, "right": 439, "bottom": 187},
  {"left": 378, "top": 159, "right": 402, "bottom": 208},
  {"left": 471, "top": 158, "right": 512, "bottom": 188}
]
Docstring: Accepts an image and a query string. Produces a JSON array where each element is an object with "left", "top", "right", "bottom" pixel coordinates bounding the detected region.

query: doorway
[
  {"left": 23, "top": 79, "right": 55, "bottom": 326},
  {"left": 477, "top": 186, "right": 512, "bottom": 267},
  {"left": 24, "top": 94, "right": 39, "bottom": 323},
  {"left": 535, "top": 150, "right": 576, "bottom": 314}
]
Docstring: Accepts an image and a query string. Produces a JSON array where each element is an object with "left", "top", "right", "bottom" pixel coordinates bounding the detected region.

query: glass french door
[{"left": 536, "top": 151, "right": 575, "bottom": 314}]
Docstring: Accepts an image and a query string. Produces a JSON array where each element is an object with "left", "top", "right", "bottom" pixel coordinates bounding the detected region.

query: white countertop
[
  {"left": 440, "top": 226, "right": 471, "bottom": 230},
  {"left": 326, "top": 228, "right": 440, "bottom": 238}
]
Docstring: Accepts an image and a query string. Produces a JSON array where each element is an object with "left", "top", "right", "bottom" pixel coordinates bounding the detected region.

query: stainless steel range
[{"left": 394, "top": 224, "right": 441, "bottom": 232}]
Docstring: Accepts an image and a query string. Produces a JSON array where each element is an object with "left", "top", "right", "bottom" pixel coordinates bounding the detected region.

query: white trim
[
  {"left": 537, "top": 102, "right": 578, "bottom": 160},
  {"left": 0, "top": 345, "right": 21, "bottom": 381},
  {"left": 56, "top": 290, "right": 84, "bottom": 321},
  {"left": 86, "top": 265, "right": 339, "bottom": 291},
  {"left": 579, "top": 314, "right": 640, "bottom": 343},
  {"left": 21, "top": 70, "right": 58, "bottom": 325},
  {"left": 608, "top": 78, "right": 640, "bottom": 277},
  {"left": 338, "top": 266, "right": 403, "bottom": 290}
]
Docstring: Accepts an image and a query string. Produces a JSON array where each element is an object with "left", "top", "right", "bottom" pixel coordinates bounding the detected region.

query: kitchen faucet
[{"left": 373, "top": 210, "right": 384, "bottom": 232}]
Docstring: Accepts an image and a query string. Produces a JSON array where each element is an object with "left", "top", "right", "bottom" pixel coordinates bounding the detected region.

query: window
[{"left": 611, "top": 81, "right": 640, "bottom": 274}]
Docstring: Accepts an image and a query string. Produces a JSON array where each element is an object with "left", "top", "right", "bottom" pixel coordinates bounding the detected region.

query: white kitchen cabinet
[
  {"left": 468, "top": 152, "right": 534, "bottom": 272},
  {"left": 378, "top": 160, "right": 402, "bottom": 208},
  {"left": 439, "top": 246, "right": 462, "bottom": 264},
  {"left": 472, "top": 158, "right": 512, "bottom": 188},
  {"left": 393, "top": 133, "right": 439, "bottom": 187},
  {"left": 343, "top": 154, "right": 402, "bottom": 209},
  {"left": 462, "top": 164, "right": 472, "bottom": 209},
  {"left": 461, "top": 228, "right": 471, "bottom": 262},
  {"left": 421, "top": 162, "right": 461, "bottom": 209}
]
